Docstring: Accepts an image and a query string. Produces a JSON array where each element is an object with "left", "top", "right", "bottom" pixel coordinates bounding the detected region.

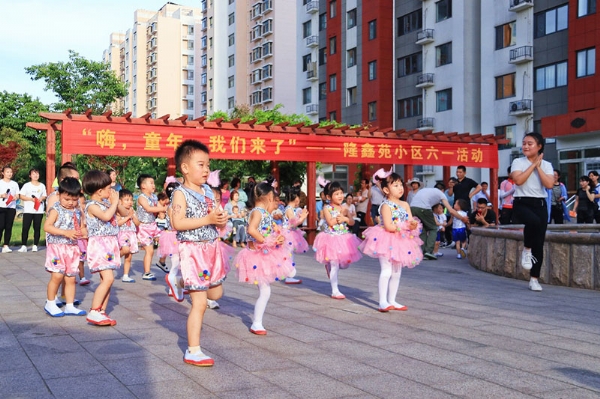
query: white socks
[
  {"left": 329, "top": 260, "right": 342, "bottom": 295},
  {"left": 252, "top": 283, "right": 271, "bottom": 330},
  {"left": 378, "top": 258, "right": 403, "bottom": 308}
]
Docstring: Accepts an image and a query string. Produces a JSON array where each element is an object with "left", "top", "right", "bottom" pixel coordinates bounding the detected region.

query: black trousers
[
  {"left": 512, "top": 197, "right": 548, "bottom": 278},
  {"left": 0, "top": 208, "right": 16, "bottom": 246},
  {"left": 499, "top": 208, "right": 513, "bottom": 225},
  {"left": 549, "top": 205, "right": 564, "bottom": 224},
  {"left": 356, "top": 211, "right": 367, "bottom": 227},
  {"left": 22, "top": 213, "right": 44, "bottom": 246}
]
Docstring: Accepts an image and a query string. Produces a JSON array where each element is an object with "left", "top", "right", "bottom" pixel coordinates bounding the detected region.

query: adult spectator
[
  {"left": 0, "top": 166, "right": 19, "bottom": 253},
  {"left": 355, "top": 178, "right": 369, "bottom": 227},
  {"left": 469, "top": 198, "right": 497, "bottom": 227},
  {"left": 342, "top": 193, "right": 360, "bottom": 236},
  {"left": 511, "top": 132, "right": 554, "bottom": 292},
  {"left": 292, "top": 179, "right": 308, "bottom": 209},
  {"left": 406, "top": 177, "right": 421, "bottom": 204},
  {"left": 370, "top": 176, "right": 385, "bottom": 225},
  {"left": 220, "top": 179, "right": 230, "bottom": 206},
  {"left": 471, "top": 182, "right": 490, "bottom": 210},
  {"left": 230, "top": 177, "right": 248, "bottom": 209},
  {"left": 107, "top": 169, "right": 122, "bottom": 191},
  {"left": 454, "top": 166, "right": 481, "bottom": 212},
  {"left": 224, "top": 190, "right": 247, "bottom": 247},
  {"left": 549, "top": 169, "right": 569, "bottom": 224},
  {"left": 587, "top": 170, "right": 600, "bottom": 223},
  {"left": 573, "top": 176, "right": 596, "bottom": 224},
  {"left": 410, "top": 187, "right": 469, "bottom": 260},
  {"left": 244, "top": 176, "right": 256, "bottom": 199},
  {"left": 499, "top": 167, "right": 516, "bottom": 225},
  {"left": 18, "top": 168, "right": 47, "bottom": 253}
]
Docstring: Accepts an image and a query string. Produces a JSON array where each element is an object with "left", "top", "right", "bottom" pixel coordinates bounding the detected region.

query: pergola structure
[{"left": 28, "top": 110, "right": 507, "bottom": 241}]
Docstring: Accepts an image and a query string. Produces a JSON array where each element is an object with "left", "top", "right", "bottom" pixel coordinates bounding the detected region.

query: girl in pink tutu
[
  {"left": 43, "top": 177, "right": 87, "bottom": 317},
  {"left": 281, "top": 186, "right": 309, "bottom": 284},
  {"left": 234, "top": 182, "right": 296, "bottom": 335},
  {"left": 170, "top": 140, "right": 230, "bottom": 367},
  {"left": 117, "top": 189, "right": 139, "bottom": 283},
  {"left": 359, "top": 173, "right": 422, "bottom": 312},
  {"left": 82, "top": 170, "right": 121, "bottom": 326},
  {"left": 136, "top": 174, "right": 167, "bottom": 280},
  {"left": 313, "top": 181, "right": 362, "bottom": 299},
  {"left": 158, "top": 182, "right": 180, "bottom": 275}
]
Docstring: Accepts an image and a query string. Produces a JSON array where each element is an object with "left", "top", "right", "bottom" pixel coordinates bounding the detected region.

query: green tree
[
  {"left": 0, "top": 127, "right": 33, "bottom": 183},
  {"left": 25, "top": 50, "right": 127, "bottom": 114}
]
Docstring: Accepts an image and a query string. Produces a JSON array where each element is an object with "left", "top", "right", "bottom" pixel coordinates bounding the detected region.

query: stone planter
[{"left": 468, "top": 225, "right": 600, "bottom": 290}]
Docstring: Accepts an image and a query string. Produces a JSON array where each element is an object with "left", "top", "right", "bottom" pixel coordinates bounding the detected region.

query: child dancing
[
  {"left": 234, "top": 182, "right": 296, "bottom": 335},
  {"left": 359, "top": 173, "right": 422, "bottom": 312},
  {"left": 136, "top": 174, "right": 167, "bottom": 279},
  {"left": 312, "top": 181, "right": 362, "bottom": 299},
  {"left": 281, "top": 186, "right": 309, "bottom": 284},
  {"left": 117, "top": 189, "right": 139, "bottom": 283}
]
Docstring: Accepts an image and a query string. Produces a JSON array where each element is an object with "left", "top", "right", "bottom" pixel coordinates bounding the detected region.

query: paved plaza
[{"left": 1, "top": 244, "right": 600, "bottom": 398}]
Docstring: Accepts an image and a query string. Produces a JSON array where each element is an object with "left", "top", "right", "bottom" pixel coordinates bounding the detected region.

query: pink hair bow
[
  {"left": 164, "top": 176, "right": 177, "bottom": 185},
  {"left": 317, "top": 175, "right": 330, "bottom": 188},
  {"left": 372, "top": 167, "right": 393, "bottom": 184},
  {"left": 207, "top": 170, "right": 221, "bottom": 187}
]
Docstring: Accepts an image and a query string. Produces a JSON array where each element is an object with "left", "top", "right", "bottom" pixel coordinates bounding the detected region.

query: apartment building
[{"left": 297, "top": 0, "right": 320, "bottom": 121}]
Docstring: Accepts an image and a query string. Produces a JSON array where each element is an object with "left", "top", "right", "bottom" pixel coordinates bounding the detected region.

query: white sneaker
[
  {"left": 165, "top": 273, "right": 183, "bottom": 302},
  {"left": 86, "top": 309, "right": 112, "bottom": 326},
  {"left": 521, "top": 250, "right": 536, "bottom": 270},
  {"left": 32, "top": 245, "right": 38, "bottom": 252},
  {"left": 17, "top": 245, "right": 27, "bottom": 253},
  {"left": 2, "top": 246, "right": 12, "bottom": 253},
  {"left": 529, "top": 278, "right": 542, "bottom": 292},
  {"left": 44, "top": 301, "right": 64, "bottom": 317},
  {"left": 207, "top": 299, "right": 220, "bottom": 309}
]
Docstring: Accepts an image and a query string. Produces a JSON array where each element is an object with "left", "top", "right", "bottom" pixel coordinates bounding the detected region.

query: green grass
[{"left": 8, "top": 216, "right": 47, "bottom": 247}]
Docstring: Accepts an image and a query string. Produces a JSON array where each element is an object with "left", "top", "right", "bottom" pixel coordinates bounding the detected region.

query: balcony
[
  {"left": 509, "top": 99, "right": 533, "bottom": 116},
  {"left": 306, "top": 1, "right": 319, "bottom": 13},
  {"left": 416, "top": 165, "right": 436, "bottom": 175},
  {"left": 416, "top": 29, "right": 434, "bottom": 45},
  {"left": 306, "top": 104, "right": 319, "bottom": 115},
  {"left": 306, "top": 35, "right": 319, "bottom": 47},
  {"left": 509, "top": 0, "right": 533, "bottom": 12},
  {"left": 416, "top": 73, "right": 434, "bottom": 88},
  {"left": 307, "top": 69, "right": 318, "bottom": 81},
  {"left": 509, "top": 46, "right": 533, "bottom": 64},
  {"left": 417, "top": 117, "right": 434, "bottom": 130}
]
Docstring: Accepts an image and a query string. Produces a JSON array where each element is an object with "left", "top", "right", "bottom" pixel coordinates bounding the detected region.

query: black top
[
  {"left": 576, "top": 188, "right": 596, "bottom": 212},
  {"left": 453, "top": 177, "right": 479, "bottom": 210},
  {"left": 469, "top": 209, "right": 497, "bottom": 227}
]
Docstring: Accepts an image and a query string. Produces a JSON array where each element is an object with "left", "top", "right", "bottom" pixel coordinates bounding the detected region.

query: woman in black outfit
[{"left": 573, "top": 176, "right": 596, "bottom": 224}]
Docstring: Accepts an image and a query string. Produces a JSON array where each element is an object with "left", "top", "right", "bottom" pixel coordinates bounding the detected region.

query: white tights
[
  {"left": 378, "top": 257, "right": 402, "bottom": 308},
  {"left": 329, "top": 260, "right": 341, "bottom": 295},
  {"left": 252, "top": 282, "right": 271, "bottom": 329}
]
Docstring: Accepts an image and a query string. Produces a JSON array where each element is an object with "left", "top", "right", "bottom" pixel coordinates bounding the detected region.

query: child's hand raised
[
  {"left": 64, "top": 229, "right": 81, "bottom": 240},
  {"left": 109, "top": 189, "right": 119, "bottom": 204}
]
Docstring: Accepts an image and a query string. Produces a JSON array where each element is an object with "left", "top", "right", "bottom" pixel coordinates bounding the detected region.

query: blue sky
[{"left": 0, "top": 0, "right": 177, "bottom": 104}]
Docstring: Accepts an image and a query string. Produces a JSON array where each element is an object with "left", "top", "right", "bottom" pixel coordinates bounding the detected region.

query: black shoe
[{"left": 155, "top": 262, "right": 169, "bottom": 273}]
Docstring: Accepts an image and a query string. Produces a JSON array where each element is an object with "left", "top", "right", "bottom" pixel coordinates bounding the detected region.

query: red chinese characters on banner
[{"left": 63, "top": 120, "right": 498, "bottom": 168}]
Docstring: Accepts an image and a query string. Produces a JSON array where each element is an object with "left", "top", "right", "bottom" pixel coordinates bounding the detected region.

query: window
[
  {"left": 319, "top": 83, "right": 327, "bottom": 100},
  {"left": 495, "top": 73, "right": 516, "bottom": 99},
  {"left": 495, "top": 22, "right": 516, "bottom": 50},
  {"left": 368, "top": 61, "right": 377, "bottom": 80},
  {"left": 368, "top": 20, "right": 377, "bottom": 40},
  {"left": 330, "top": 0, "right": 336, "bottom": 18},
  {"left": 188, "top": 40, "right": 195, "bottom": 50},
  {"left": 228, "top": 54, "right": 235, "bottom": 67},
  {"left": 262, "top": 19, "right": 273, "bottom": 35},
  {"left": 368, "top": 102, "right": 377, "bottom": 121},
  {"left": 398, "top": 10, "right": 422, "bottom": 36},
  {"left": 535, "top": 5, "right": 568, "bottom": 38},
  {"left": 262, "top": 64, "right": 273, "bottom": 79},
  {"left": 201, "top": 36, "right": 206, "bottom": 48},
  {"left": 329, "top": 74, "right": 337, "bottom": 91},
  {"left": 201, "top": 73, "right": 207, "bottom": 85},
  {"left": 398, "top": 96, "right": 423, "bottom": 119},
  {"left": 251, "top": 69, "right": 261, "bottom": 84},
  {"left": 228, "top": 75, "right": 234, "bottom": 88},
  {"left": 436, "top": 0, "right": 452, "bottom": 22},
  {"left": 188, "top": 55, "right": 194, "bottom": 65},
  {"left": 228, "top": 13, "right": 235, "bottom": 25},
  {"left": 535, "top": 61, "right": 567, "bottom": 90},
  {"left": 209, "top": 79, "right": 213, "bottom": 89},
  {"left": 187, "top": 85, "right": 194, "bottom": 95},
  {"left": 303, "top": 21, "right": 312, "bottom": 38},
  {"left": 209, "top": 37, "right": 213, "bottom": 48},
  {"left": 495, "top": 125, "right": 516, "bottom": 150},
  {"left": 319, "top": 13, "right": 327, "bottom": 30},
  {"left": 578, "top": 0, "right": 596, "bottom": 17},
  {"left": 436, "top": 42, "right": 452, "bottom": 66},
  {"left": 201, "top": 54, "right": 207, "bottom": 67},
  {"left": 262, "top": 41, "right": 273, "bottom": 57},
  {"left": 303, "top": 87, "right": 312, "bottom": 104},
  {"left": 228, "top": 34, "right": 235, "bottom": 46},
  {"left": 188, "top": 25, "right": 195, "bottom": 35},
  {"left": 329, "top": 36, "right": 337, "bottom": 54},
  {"left": 187, "top": 70, "right": 194, "bottom": 80},
  {"left": 319, "top": 47, "right": 327, "bottom": 65},
  {"left": 436, "top": 89, "right": 452, "bottom": 112},
  {"left": 188, "top": 100, "right": 195, "bottom": 109},
  {"left": 577, "top": 48, "right": 596, "bottom": 77},
  {"left": 397, "top": 52, "right": 422, "bottom": 77},
  {"left": 302, "top": 54, "right": 312, "bottom": 72},
  {"left": 229, "top": 0, "right": 234, "bottom": 4},
  {"left": 347, "top": 48, "right": 357, "bottom": 67},
  {"left": 228, "top": 97, "right": 235, "bottom": 109},
  {"left": 347, "top": 8, "right": 357, "bottom": 28},
  {"left": 347, "top": 87, "right": 357, "bottom": 106},
  {"left": 329, "top": 111, "right": 337, "bottom": 121}
]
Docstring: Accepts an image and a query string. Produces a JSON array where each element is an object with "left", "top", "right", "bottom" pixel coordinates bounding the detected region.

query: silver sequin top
[
  {"left": 137, "top": 193, "right": 158, "bottom": 223},
  {"left": 379, "top": 200, "right": 409, "bottom": 226},
  {"left": 46, "top": 203, "right": 82, "bottom": 245},
  {"left": 247, "top": 207, "right": 273, "bottom": 243},
  {"left": 119, "top": 211, "right": 137, "bottom": 232},
  {"left": 282, "top": 205, "right": 300, "bottom": 230},
  {"left": 85, "top": 200, "right": 119, "bottom": 237},
  {"left": 175, "top": 186, "right": 218, "bottom": 242},
  {"left": 323, "top": 204, "right": 349, "bottom": 235}
]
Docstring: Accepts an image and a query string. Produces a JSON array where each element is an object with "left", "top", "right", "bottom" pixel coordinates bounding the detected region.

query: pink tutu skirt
[
  {"left": 359, "top": 225, "right": 423, "bottom": 268},
  {"left": 313, "top": 232, "right": 362, "bottom": 267},
  {"left": 118, "top": 231, "right": 139, "bottom": 254},
  {"left": 77, "top": 238, "right": 88, "bottom": 262},
  {"left": 137, "top": 222, "right": 161, "bottom": 247},
  {"left": 87, "top": 236, "right": 121, "bottom": 273},
  {"left": 46, "top": 243, "right": 80, "bottom": 276},
  {"left": 235, "top": 242, "right": 296, "bottom": 285},
  {"left": 179, "top": 240, "right": 231, "bottom": 291},
  {"left": 282, "top": 228, "right": 309, "bottom": 254},
  {"left": 158, "top": 230, "right": 179, "bottom": 258}
]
